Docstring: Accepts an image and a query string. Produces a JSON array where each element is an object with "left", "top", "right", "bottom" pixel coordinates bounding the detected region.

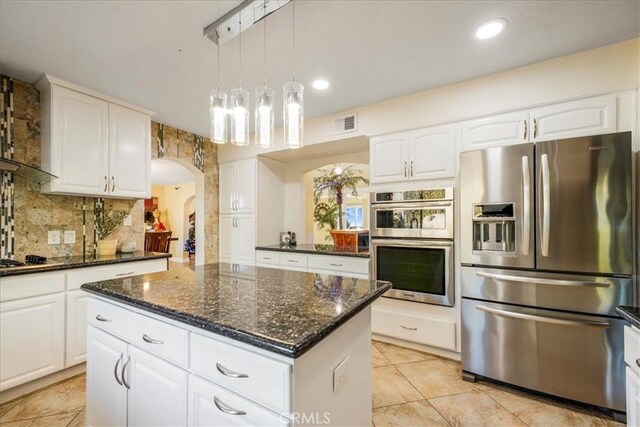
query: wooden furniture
[
  {"left": 330, "top": 230, "right": 369, "bottom": 253},
  {"left": 36, "top": 74, "right": 152, "bottom": 199},
  {"left": 144, "top": 231, "right": 172, "bottom": 253}
]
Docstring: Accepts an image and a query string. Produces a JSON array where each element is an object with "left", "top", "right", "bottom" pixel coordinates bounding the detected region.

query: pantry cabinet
[
  {"left": 219, "top": 159, "right": 257, "bottom": 214},
  {"left": 370, "top": 123, "right": 457, "bottom": 185},
  {"left": 36, "top": 74, "right": 153, "bottom": 199},
  {"left": 219, "top": 215, "right": 256, "bottom": 266}
]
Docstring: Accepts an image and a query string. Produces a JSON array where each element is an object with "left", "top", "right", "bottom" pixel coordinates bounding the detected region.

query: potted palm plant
[
  {"left": 313, "top": 164, "right": 369, "bottom": 230},
  {"left": 95, "top": 204, "right": 129, "bottom": 256}
]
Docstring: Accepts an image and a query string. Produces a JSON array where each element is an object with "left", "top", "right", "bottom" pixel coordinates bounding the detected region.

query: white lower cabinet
[
  {"left": 625, "top": 325, "right": 640, "bottom": 426},
  {"left": 219, "top": 215, "right": 256, "bottom": 266},
  {"left": 0, "top": 293, "right": 65, "bottom": 390},
  {"left": 255, "top": 250, "right": 370, "bottom": 279},
  {"left": 66, "top": 289, "right": 89, "bottom": 366}
]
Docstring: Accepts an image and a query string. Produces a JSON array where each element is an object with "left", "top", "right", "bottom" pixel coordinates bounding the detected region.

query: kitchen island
[{"left": 81, "top": 263, "right": 390, "bottom": 426}]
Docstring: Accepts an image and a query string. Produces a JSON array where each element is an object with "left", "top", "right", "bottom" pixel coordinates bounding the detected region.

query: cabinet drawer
[
  {"left": 372, "top": 306, "right": 456, "bottom": 350},
  {"left": 129, "top": 312, "right": 189, "bottom": 368},
  {"left": 189, "top": 375, "right": 288, "bottom": 426},
  {"left": 255, "top": 251, "right": 280, "bottom": 266},
  {"left": 625, "top": 326, "right": 640, "bottom": 374},
  {"left": 67, "top": 259, "right": 167, "bottom": 290},
  {"left": 87, "top": 298, "right": 134, "bottom": 341},
  {"left": 190, "top": 333, "right": 291, "bottom": 413},
  {"left": 279, "top": 253, "right": 307, "bottom": 271},
  {"left": 307, "top": 255, "right": 369, "bottom": 275},
  {"left": 0, "top": 272, "right": 66, "bottom": 302}
]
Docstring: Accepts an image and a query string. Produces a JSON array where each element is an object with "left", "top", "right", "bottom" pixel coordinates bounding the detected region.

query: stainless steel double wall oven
[
  {"left": 460, "top": 131, "right": 633, "bottom": 416},
  {"left": 370, "top": 188, "right": 455, "bottom": 306}
]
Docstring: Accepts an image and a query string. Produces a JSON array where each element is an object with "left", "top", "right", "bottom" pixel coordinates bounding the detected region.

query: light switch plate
[
  {"left": 64, "top": 230, "right": 76, "bottom": 244},
  {"left": 123, "top": 214, "right": 132, "bottom": 227},
  {"left": 333, "top": 356, "right": 349, "bottom": 392},
  {"left": 48, "top": 230, "right": 61, "bottom": 245}
]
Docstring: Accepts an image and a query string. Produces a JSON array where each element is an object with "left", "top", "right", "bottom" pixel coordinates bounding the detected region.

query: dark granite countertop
[
  {"left": 617, "top": 306, "right": 640, "bottom": 329},
  {"left": 256, "top": 244, "right": 370, "bottom": 258},
  {"left": 0, "top": 251, "right": 171, "bottom": 277},
  {"left": 81, "top": 263, "right": 390, "bottom": 358}
]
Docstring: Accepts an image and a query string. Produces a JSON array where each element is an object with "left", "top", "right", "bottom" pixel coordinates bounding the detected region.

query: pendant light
[
  {"left": 255, "top": 2, "right": 274, "bottom": 148},
  {"left": 284, "top": 0, "right": 304, "bottom": 149},
  {"left": 230, "top": 14, "right": 250, "bottom": 146},
  {"left": 209, "top": 45, "right": 228, "bottom": 144}
]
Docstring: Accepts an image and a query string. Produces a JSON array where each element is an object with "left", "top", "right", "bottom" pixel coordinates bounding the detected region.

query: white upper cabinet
[
  {"left": 37, "top": 74, "right": 153, "bottom": 199},
  {"left": 461, "top": 110, "right": 529, "bottom": 151},
  {"left": 219, "top": 159, "right": 256, "bottom": 214},
  {"left": 371, "top": 125, "right": 457, "bottom": 185},
  {"left": 219, "top": 163, "right": 236, "bottom": 214},
  {"left": 529, "top": 94, "right": 616, "bottom": 142},
  {"left": 108, "top": 104, "right": 151, "bottom": 198}
]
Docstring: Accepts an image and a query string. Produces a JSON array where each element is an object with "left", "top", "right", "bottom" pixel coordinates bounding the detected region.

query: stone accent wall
[{"left": 0, "top": 76, "right": 218, "bottom": 261}]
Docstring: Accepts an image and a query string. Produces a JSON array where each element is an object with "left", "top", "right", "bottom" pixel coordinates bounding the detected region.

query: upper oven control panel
[{"left": 372, "top": 187, "right": 453, "bottom": 204}]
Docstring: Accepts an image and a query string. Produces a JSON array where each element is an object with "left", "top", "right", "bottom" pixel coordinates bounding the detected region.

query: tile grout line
[
  {"left": 473, "top": 387, "right": 533, "bottom": 427},
  {"left": 65, "top": 409, "right": 83, "bottom": 427},
  {"left": 0, "top": 410, "right": 82, "bottom": 424}
]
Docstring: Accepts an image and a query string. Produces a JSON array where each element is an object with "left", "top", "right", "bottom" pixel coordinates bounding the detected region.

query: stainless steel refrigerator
[{"left": 460, "top": 131, "right": 633, "bottom": 416}]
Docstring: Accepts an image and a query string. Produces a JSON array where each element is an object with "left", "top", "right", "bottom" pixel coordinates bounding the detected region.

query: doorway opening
[{"left": 147, "top": 158, "right": 205, "bottom": 266}]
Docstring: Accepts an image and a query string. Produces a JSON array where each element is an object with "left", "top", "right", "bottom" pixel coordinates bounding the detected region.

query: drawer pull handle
[
  {"left": 142, "top": 334, "right": 164, "bottom": 344},
  {"left": 122, "top": 356, "right": 130, "bottom": 389},
  {"left": 115, "top": 272, "right": 136, "bottom": 277},
  {"left": 114, "top": 353, "right": 124, "bottom": 386},
  {"left": 216, "top": 362, "right": 249, "bottom": 378},
  {"left": 400, "top": 325, "right": 418, "bottom": 331},
  {"left": 636, "top": 359, "right": 640, "bottom": 369},
  {"left": 288, "top": 260, "right": 298, "bottom": 263},
  {"left": 330, "top": 263, "right": 343, "bottom": 267},
  {"left": 214, "top": 396, "right": 247, "bottom": 416},
  {"left": 263, "top": 257, "right": 272, "bottom": 260},
  {"left": 96, "top": 314, "right": 111, "bottom": 322}
]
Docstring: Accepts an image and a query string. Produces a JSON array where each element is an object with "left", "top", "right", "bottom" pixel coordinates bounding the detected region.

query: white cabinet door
[
  {"left": 628, "top": 367, "right": 640, "bottom": 427},
  {"left": 109, "top": 103, "right": 151, "bottom": 198},
  {"left": 86, "top": 326, "right": 128, "bottom": 427},
  {"left": 66, "top": 290, "right": 89, "bottom": 367},
  {"left": 127, "top": 346, "right": 188, "bottom": 427},
  {"left": 461, "top": 110, "right": 529, "bottom": 151},
  {"left": 530, "top": 94, "right": 616, "bottom": 142},
  {"left": 188, "top": 375, "right": 288, "bottom": 427},
  {"left": 51, "top": 85, "right": 109, "bottom": 195},
  {"left": 219, "top": 163, "right": 236, "bottom": 214},
  {"left": 219, "top": 215, "right": 236, "bottom": 263},
  {"left": 370, "top": 133, "right": 409, "bottom": 184},
  {"left": 235, "top": 159, "right": 256, "bottom": 214},
  {"left": 0, "top": 293, "right": 65, "bottom": 390},
  {"left": 409, "top": 124, "right": 457, "bottom": 180},
  {"left": 236, "top": 215, "right": 256, "bottom": 265}
]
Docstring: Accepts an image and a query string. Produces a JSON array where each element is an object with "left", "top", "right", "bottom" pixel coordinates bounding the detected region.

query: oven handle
[
  {"left": 371, "top": 201, "right": 453, "bottom": 210},
  {"left": 370, "top": 239, "right": 454, "bottom": 249},
  {"left": 475, "top": 271, "right": 609, "bottom": 288},
  {"left": 476, "top": 305, "right": 610, "bottom": 328}
]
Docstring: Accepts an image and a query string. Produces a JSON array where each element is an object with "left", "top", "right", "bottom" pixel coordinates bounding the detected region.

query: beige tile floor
[{"left": 0, "top": 341, "right": 625, "bottom": 427}]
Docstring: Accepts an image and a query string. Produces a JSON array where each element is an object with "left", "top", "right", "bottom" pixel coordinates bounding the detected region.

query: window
[{"left": 345, "top": 206, "right": 364, "bottom": 229}]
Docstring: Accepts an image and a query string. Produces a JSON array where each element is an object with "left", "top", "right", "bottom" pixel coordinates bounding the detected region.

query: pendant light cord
[
  {"left": 292, "top": 0, "right": 295, "bottom": 82},
  {"left": 238, "top": 14, "right": 242, "bottom": 88},
  {"left": 217, "top": 44, "right": 220, "bottom": 91},
  {"left": 263, "top": 2, "right": 267, "bottom": 88}
]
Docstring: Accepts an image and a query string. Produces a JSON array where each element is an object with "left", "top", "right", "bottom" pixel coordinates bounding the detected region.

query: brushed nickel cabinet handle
[
  {"left": 111, "top": 176, "right": 115, "bottom": 192},
  {"left": 533, "top": 118, "right": 538, "bottom": 139},
  {"left": 114, "top": 353, "right": 123, "bottom": 386},
  {"left": 288, "top": 259, "right": 298, "bottom": 263},
  {"left": 330, "top": 263, "right": 343, "bottom": 267},
  {"left": 636, "top": 358, "right": 640, "bottom": 368},
  {"left": 103, "top": 176, "right": 108, "bottom": 192},
  {"left": 115, "top": 271, "right": 135, "bottom": 277},
  {"left": 403, "top": 161, "right": 407, "bottom": 178},
  {"left": 214, "top": 396, "right": 247, "bottom": 416},
  {"left": 523, "top": 120, "right": 528, "bottom": 140},
  {"left": 121, "top": 356, "right": 130, "bottom": 389},
  {"left": 142, "top": 333, "right": 164, "bottom": 344},
  {"left": 96, "top": 314, "right": 111, "bottom": 322},
  {"left": 216, "top": 362, "right": 249, "bottom": 378},
  {"left": 400, "top": 325, "right": 418, "bottom": 331},
  {"left": 410, "top": 160, "right": 414, "bottom": 177}
]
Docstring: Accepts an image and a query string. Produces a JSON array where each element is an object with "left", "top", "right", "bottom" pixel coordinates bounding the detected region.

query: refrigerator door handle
[
  {"left": 475, "top": 271, "right": 610, "bottom": 288},
  {"left": 521, "top": 156, "right": 531, "bottom": 256},
  {"left": 541, "top": 153, "right": 550, "bottom": 257},
  {"left": 476, "top": 305, "right": 610, "bottom": 328}
]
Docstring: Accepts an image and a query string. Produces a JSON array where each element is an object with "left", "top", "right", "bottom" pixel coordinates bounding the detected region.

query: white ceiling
[
  {"left": 1, "top": 1, "right": 638, "bottom": 139},
  {"left": 151, "top": 158, "right": 195, "bottom": 185}
]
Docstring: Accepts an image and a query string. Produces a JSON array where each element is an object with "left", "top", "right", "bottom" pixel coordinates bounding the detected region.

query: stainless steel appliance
[
  {"left": 460, "top": 131, "right": 633, "bottom": 416},
  {"left": 371, "top": 188, "right": 455, "bottom": 306}
]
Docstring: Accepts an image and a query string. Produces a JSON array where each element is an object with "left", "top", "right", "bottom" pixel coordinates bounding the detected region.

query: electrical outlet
[
  {"left": 123, "top": 214, "right": 132, "bottom": 227},
  {"left": 64, "top": 230, "right": 76, "bottom": 244},
  {"left": 333, "top": 356, "right": 349, "bottom": 392},
  {"left": 48, "top": 230, "right": 61, "bottom": 245}
]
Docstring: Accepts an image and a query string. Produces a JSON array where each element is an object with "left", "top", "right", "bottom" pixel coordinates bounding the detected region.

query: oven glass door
[
  {"left": 371, "top": 202, "right": 453, "bottom": 239},
  {"left": 373, "top": 240, "right": 453, "bottom": 306}
]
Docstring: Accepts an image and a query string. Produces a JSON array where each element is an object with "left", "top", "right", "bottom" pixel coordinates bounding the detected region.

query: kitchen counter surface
[
  {"left": 256, "top": 243, "right": 370, "bottom": 258},
  {"left": 81, "top": 262, "right": 390, "bottom": 358},
  {"left": 616, "top": 306, "right": 640, "bottom": 329},
  {"left": 0, "top": 251, "right": 171, "bottom": 277}
]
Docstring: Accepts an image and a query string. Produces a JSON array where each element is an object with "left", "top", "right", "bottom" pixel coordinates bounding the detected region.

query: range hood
[{"left": 0, "top": 158, "right": 57, "bottom": 184}]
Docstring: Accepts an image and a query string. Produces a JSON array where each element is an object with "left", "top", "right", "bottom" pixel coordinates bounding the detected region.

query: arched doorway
[{"left": 149, "top": 158, "right": 205, "bottom": 266}]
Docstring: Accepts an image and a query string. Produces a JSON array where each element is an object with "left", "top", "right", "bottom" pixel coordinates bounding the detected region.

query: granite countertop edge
[
  {"left": 81, "top": 280, "right": 391, "bottom": 358},
  {"left": 0, "top": 252, "right": 171, "bottom": 277},
  {"left": 616, "top": 306, "right": 640, "bottom": 328},
  {"left": 255, "top": 245, "right": 370, "bottom": 259}
]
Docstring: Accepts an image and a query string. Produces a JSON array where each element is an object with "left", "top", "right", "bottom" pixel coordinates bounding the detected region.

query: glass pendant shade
[
  {"left": 209, "top": 89, "right": 228, "bottom": 144},
  {"left": 254, "top": 86, "right": 275, "bottom": 148},
  {"left": 283, "top": 81, "right": 304, "bottom": 149},
  {"left": 230, "top": 88, "right": 250, "bottom": 146}
]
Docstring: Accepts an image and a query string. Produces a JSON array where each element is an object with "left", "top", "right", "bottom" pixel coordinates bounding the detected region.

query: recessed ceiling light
[
  {"left": 312, "top": 79, "right": 330, "bottom": 90},
  {"left": 475, "top": 18, "right": 507, "bottom": 40}
]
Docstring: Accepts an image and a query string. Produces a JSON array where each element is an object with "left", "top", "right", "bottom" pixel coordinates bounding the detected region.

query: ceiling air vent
[{"left": 334, "top": 114, "right": 358, "bottom": 135}]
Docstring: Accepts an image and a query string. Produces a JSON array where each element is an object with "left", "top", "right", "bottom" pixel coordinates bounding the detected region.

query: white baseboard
[
  {"left": 0, "top": 363, "right": 86, "bottom": 404},
  {"left": 372, "top": 333, "right": 461, "bottom": 361},
  {"left": 168, "top": 258, "right": 190, "bottom": 264}
]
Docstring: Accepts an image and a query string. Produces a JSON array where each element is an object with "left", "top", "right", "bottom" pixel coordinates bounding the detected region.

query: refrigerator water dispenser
[{"left": 472, "top": 203, "right": 515, "bottom": 253}]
